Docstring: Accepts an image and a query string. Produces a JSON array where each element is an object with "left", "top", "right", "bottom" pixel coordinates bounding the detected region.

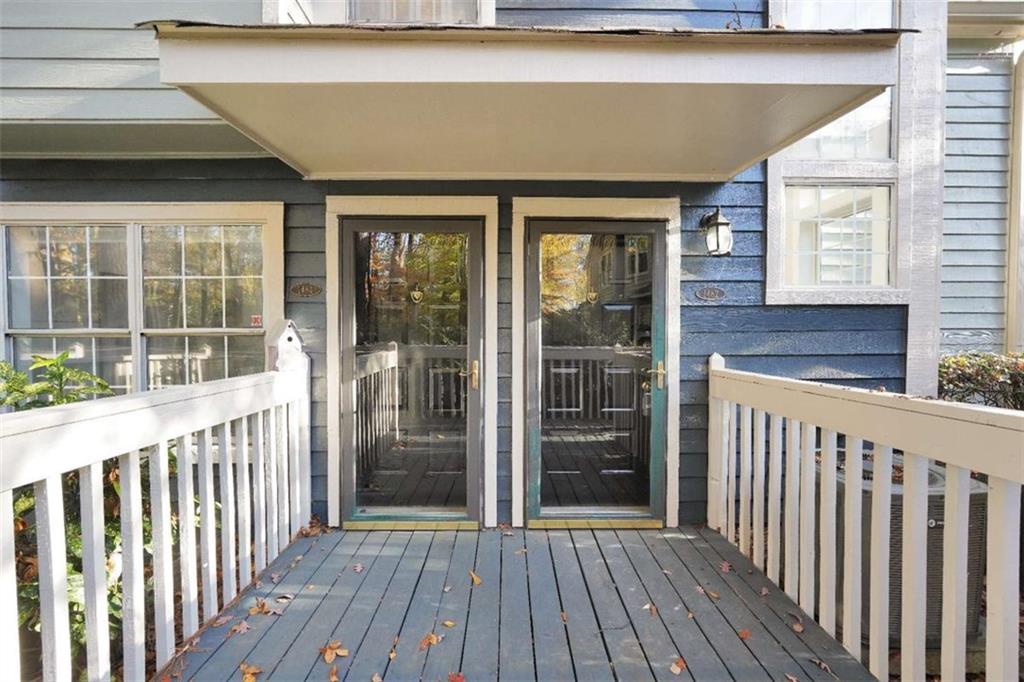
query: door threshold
[
  {"left": 527, "top": 518, "right": 663, "bottom": 529},
  {"left": 344, "top": 520, "right": 479, "bottom": 530}
]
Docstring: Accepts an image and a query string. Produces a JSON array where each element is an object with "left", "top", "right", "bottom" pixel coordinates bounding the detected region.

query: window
[
  {"left": 783, "top": 186, "right": 890, "bottom": 286},
  {"left": 349, "top": 0, "right": 481, "bottom": 24},
  {"left": 766, "top": 0, "right": 905, "bottom": 304},
  {"left": 1, "top": 204, "right": 284, "bottom": 393}
]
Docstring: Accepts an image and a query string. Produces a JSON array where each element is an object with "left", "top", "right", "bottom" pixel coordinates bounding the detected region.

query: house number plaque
[
  {"left": 695, "top": 286, "right": 726, "bottom": 302},
  {"left": 290, "top": 282, "right": 323, "bottom": 298}
]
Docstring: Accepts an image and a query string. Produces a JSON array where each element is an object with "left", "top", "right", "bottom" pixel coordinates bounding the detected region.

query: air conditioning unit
[{"left": 830, "top": 453, "right": 988, "bottom": 646}]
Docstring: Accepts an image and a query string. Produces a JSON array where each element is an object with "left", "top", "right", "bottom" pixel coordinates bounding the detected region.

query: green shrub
[{"left": 938, "top": 352, "right": 1024, "bottom": 411}]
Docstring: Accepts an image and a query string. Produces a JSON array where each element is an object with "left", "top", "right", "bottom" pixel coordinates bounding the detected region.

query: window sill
[{"left": 765, "top": 287, "right": 910, "bottom": 306}]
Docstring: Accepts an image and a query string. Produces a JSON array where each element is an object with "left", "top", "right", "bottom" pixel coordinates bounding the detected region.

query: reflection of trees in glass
[
  {"left": 357, "top": 231, "right": 467, "bottom": 346},
  {"left": 540, "top": 233, "right": 652, "bottom": 347}
]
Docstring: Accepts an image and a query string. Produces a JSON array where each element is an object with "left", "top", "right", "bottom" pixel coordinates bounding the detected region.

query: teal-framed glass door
[
  {"left": 526, "top": 220, "right": 667, "bottom": 521},
  {"left": 340, "top": 217, "right": 483, "bottom": 523}
]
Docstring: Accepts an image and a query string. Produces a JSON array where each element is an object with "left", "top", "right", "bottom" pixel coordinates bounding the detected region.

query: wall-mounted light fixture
[{"left": 699, "top": 206, "right": 733, "bottom": 257}]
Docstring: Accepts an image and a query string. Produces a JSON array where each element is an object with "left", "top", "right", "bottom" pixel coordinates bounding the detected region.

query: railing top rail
[
  {"left": 0, "top": 369, "right": 305, "bottom": 492},
  {"left": 709, "top": 364, "right": 1024, "bottom": 484}
]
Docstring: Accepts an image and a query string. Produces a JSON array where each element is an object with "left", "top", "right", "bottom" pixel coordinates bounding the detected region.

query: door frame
[
  {"left": 326, "top": 196, "right": 499, "bottom": 528},
  {"left": 511, "top": 198, "right": 681, "bottom": 528}
]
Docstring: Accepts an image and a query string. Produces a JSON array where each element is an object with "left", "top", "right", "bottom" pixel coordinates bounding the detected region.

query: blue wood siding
[
  {"left": 0, "top": 158, "right": 906, "bottom": 524},
  {"left": 497, "top": 0, "right": 766, "bottom": 29}
]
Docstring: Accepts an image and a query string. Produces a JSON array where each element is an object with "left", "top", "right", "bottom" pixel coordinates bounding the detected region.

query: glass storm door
[
  {"left": 342, "top": 218, "right": 482, "bottom": 520},
  {"left": 527, "top": 220, "right": 666, "bottom": 520}
]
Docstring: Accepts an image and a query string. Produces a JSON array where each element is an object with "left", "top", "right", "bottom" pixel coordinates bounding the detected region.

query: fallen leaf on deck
[
  {"left": 670, "top": 657, "right": 687, "bottom": 675},
  {"left": 707, "top": 589, "right": 720, "bottom": 600},
  {"left": 792, "top": 622, "right": 804, "bottom": 633},
  {"left": 249, "top": 599, "right": 271, "bottom": 616},
  {"left": 687, "top": 612, "right": 694, "bottom": 619},
  {"left": 448, "top": 674, "right": 465, "bottom": 682},
  {"left": 641, "top": 603, "right": 659, "bottom": 617},
  {"left": 719, "top": 560, "right": 732, "bottom": 573},
  {"left": 738, "top": 629, "right": 752, "bottom": 640},
  {"left": 328, "top": 664, "right": 339, "bottom": 682},
  {"left": 784, "top": 675, "right": 799, "bottom": 682},
  {"left": 469, "top": 570, "right": 482, "bottom": 586},
  {"left": 388, "top": 648, "right": 397, "bottom": 661},
  {"left": 372, "top": 674, "right": 383, "bottom": 682},
  {"left": 353, "top": 563, "right": 364, "bottom": 573},
  {"left": 227, "top": 621, "right": 251, "bottom": 639},
  {"left": 514, "top": 547, "right": 527, "bottom": 555},
  {"left": 213, "top": 615, "right": 233, "bottom": 627},
  {"left": 810, "top": 658, "right": 837, "bottom": 678},
  {"left": 443, "top": 585, "right": 452, "bottom": 593},
  {"left": 306, "top": 585, "right": 316, "bottom": 591},
  {"left": 442, "top": 619, "right": 456, "bottom": 628},
  {"left": 419, "top": 632, "right": 443, "bottom": 651},
  {"left": 254, "top": 580, "right": 263, "bottom": 589},
  {"left": 270, "top": 573, "right": 281, "bottom": 583},
  {"left": 275, "top": 594, "right": 294, "bottom": 603},
  {"left": 319, "top": 640, "right": 349, "bottom": 663},
  {"left": 239, "top": 662, "right": 262, "bottom": 682},
  {"left": 662, "top": 569, "right": 672, "bottom": 576},
  {"left": 560, "top": 611, "right": 568, "bottom": 624},
  {"left": 760, "top": 586, "right": 770, "bottom": 597},
  {"left": 788, "top": 611, "right": 804, "bottom": 633}
]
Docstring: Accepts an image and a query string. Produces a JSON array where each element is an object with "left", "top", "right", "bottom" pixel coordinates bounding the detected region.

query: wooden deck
[{"left": 165, "top": 527, "right": 871, "bottom": 681}]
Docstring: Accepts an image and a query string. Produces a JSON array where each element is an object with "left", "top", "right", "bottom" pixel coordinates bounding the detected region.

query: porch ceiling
[{"left": 149, "top": 23, "right": 903, "bottom": 182}]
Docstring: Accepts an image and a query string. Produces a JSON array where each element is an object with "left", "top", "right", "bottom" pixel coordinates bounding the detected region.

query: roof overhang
[{"left": 149, "top": 22, "right": 904, "bottom": 182}]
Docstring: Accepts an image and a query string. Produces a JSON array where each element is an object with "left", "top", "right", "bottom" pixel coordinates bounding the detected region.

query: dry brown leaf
[
  {"left": 469, "top": 570, "right": 482, "bottom": 586},
  {"left": 442, "top": 619, "right": 457, "bottom": 628},
  {"left": 372, "top": 674, "right": 383, "bottom": 682},
  {"left": 738, "top": 628, "right": 752, "bottom": 640},
  {"left": 792, "top": 622, "right": 805, "bottom": 634},
  {"left": 810, "top": 658, "right": 838, "bottom": 679},
  {"left": 270, "top": 573, "right": 281, "bottom": 583},
  {"left": 239, "top": 662, "right": 262, "bottom": 682},
  {"left": 448, "top": 674, "right": 465, "bottom": 682},
  {"left": 784, "top": 675, "right": 799, "bottom": 682},
  {"left": 719, "top": 560, "right": 732, "bottom": 573},
  {"left": 788, "top": 611, "right": 804, "bottom": 633},
  {"left": 275, "top": 594, "right": 294, "bottom": 603},
  {"left": 327, "top": 664, "right": 339, "bottom": 682},
  {"left": 213, "top": 615, "right": 233, "bottom": 627},
  {"left": 707, "top": 589, "right": 720, "bottom": 600},
  {"left": 662, "top": 569, "right": 672, "bottom": 576},
  {"left": 352, "top": 563, "right": 364, "bottom": 573},
  {"left": 227, "top": 621, "right": 251, "bottom": 639},
  {"left": 249, "top": 599, "right": 271, "bottom": 616},
  {"left": 760, "top": 586, "right": 770, "bottom": 597},
  {"left": 687, "top": 612, "right": 694, "bottom": 620},
  {"left": 560, "top": 611, "right": 568, "bottom": 624},
  {"left": 514, "top": 548, "right": 527, "bottom": 555},
  {"left": 670, "top": 657, "right": 687, "bottom": 675},
  {"left": 388, "top": 648, "right": 397, "bottom": 661},
  {"left": 443, "top": 585, "right": 452, "bottom": 593},
  {"left": 419, "top": 632, "right": 443, "bottom": 651},
  {"left": 319, "top": 640, "right": 349, "bottom": 663}
]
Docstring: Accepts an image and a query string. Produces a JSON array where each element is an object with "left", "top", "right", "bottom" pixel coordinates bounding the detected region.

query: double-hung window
[
  {"left": 0, "top": 203, "right": 284, "bottom": 393},
  {"left": 347, "top": 0, "right": 494, "bottom": 24},
  {"left": 767, "top": 0, "right": 907, "bottom": 304}
]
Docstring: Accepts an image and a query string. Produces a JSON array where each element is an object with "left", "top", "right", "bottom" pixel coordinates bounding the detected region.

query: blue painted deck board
[{"left": 161, "top": 540, "right": 878, "bottom": 682}]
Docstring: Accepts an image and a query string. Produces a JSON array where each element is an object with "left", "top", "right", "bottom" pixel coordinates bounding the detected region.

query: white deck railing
[
  {"left": 706, "top": 353, "right": 1024, "bottom": 681},
  {"left": 0, "top": 324, "right": 311, "bottom": 682}
]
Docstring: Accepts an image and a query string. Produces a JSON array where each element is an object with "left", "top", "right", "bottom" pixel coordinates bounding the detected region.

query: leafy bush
[
  {"left": 0, "top": 351, "right": 112, "bottom": 410},
  {"left": 938, "top": 352, "right": 1024, "bottom": 411}
]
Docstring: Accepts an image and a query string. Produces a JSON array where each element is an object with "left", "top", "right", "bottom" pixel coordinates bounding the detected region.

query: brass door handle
[
  {"left": 643, "top": 361, "right": 667, "bottom": 389},
  {"left": 459, "top": 360, "right": 480, "bottom": 390}
]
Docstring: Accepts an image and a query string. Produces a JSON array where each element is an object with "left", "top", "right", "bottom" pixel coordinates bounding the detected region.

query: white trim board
[
  {"left": 510, "top": 197, "right": 682, "bottom": 529},
  {"left": 324, "top": 196, "right": 499, "bottom": 527}
]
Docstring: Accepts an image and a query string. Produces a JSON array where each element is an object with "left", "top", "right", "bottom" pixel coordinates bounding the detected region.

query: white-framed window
[
  {"left": 766, "top": 0, "right": 908, "bottom": 304},
  {"left": 347, "top": 0, "right": 495, "bottom": 24},
  {"left": 0, "top": 203, "right": 284, "bottom": 393}
]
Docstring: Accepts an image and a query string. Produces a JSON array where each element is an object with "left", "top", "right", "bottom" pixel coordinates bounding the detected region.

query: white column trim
[
  {"left": 1007, "top": 42, "right": 1024, "bottom": 352},
  {"left": 510, "top": 197, "right": 681, "bottom": 528},
  {"left": 324, "top": 195, "right": 500, "bottom": 527}
]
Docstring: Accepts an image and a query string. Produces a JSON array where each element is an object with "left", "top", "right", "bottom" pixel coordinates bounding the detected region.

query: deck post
[
  {"left": 706, "top": 354, "right": 727, "bottom": 531},
  {"left": 268, "top": 320, "right": 312, "bottom": 526}
]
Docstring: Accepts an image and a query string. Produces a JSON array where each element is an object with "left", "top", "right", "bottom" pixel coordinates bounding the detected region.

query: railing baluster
[
  {"left": 217, "top": 421, "right": 238, "bottom": 603},
  {"left": 276, "top": 405, "right": 290, "bottom": 545},
  {"left": 197, "top": 428, "right": 219, "bottom": 619},
  {"left": 288, "top": 402, "right": 302, "bottom": 533},
  {"left": 818, "top": 429, "right": 837, "bottom": 635},
  {"left": 253, "top": 412, "right": 268, "bottom": 572},
  {"left": 36, "top": 475, "right": 72, "bottom": 682},
  {"left": 0, "top": 490, "right": 21, "bottom": 682},
  {"left": 176, "top": 434, "right": 200, "bottom": 638},
  {"left": 900, "top": 452, "right": 928, "bottom": 681},
  {"left": 784, "top": 418, "right": 800, "bottom": 601},
  {"left": 236, "top": 416, "right": 252, "bottom": 587},
  {"left": 940, "top": 463, "right": 969, "bottom": 681},
  {"left": 767, "top": 414, "right": 782, "bottom": 582},
  {"left": 799, "top": 422, "right": 816, "bottom": 614},
  {"left": 985, "top": 476, "right": 1021, "bottom": 681},
  {"left": 868, "top": 445, "right": 893, "bottom": 680},
  {"left": 726, "top": 401, "right": 736, "bottom": 544},
  {"left": 150, "top": 441, "right": 175, "bottom": 668},
  {"left": 119, "top": 451, "right": 145, "bottom": 681},
  {"left": 739, "top": 405, "right": 752, "bottom": 556},
  {"left": 842, "top": 437, "right": 863, "bottom": 659},
  {"left": 266, "top": 408, "right": 280, "bottom": 560},
  {"left": 79, "top": 462, "right": 110, "bottom": 682},
  {"left": 752, "top": 409, "right": 766, "bottom": 569}
]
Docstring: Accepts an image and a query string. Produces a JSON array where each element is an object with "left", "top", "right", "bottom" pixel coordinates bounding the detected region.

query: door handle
[
  {"left": 459, "top": 360, "right": 480, "bottom": 390},
  {"left": 644, "top": 361, "right": 666, "bottom": 389}
]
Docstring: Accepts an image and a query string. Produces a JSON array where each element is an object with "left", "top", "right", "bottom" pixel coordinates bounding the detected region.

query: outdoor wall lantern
[{"left": 699, "top": 207, "right": 733, "bottom": 256}]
